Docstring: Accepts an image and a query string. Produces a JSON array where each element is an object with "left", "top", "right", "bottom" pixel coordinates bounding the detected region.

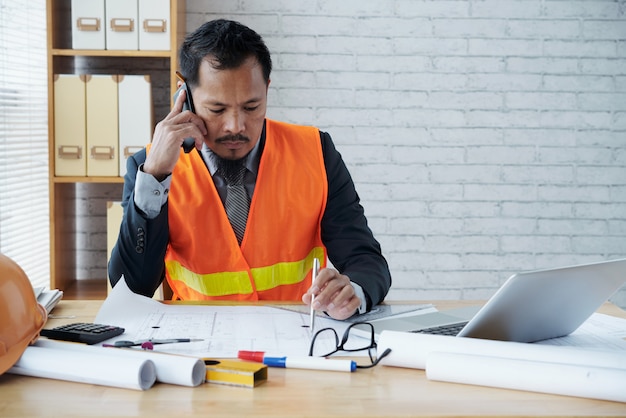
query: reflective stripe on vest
[{"left": 165, "top": 246, "right": 325, "bottom": 297}]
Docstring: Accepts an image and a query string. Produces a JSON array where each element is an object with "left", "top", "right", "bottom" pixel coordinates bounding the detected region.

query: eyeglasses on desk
[{"left": 308, "top": 322, "right": 391, "bottom": 369}]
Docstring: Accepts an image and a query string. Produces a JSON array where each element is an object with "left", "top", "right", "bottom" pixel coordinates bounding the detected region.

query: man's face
[{"left": 193, "top": 56, "right": 269, "bottom": 161}]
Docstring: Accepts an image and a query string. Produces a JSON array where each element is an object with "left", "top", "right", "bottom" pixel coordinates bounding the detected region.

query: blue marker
[{"left": 239, "top": 350, "right": 356, "bottom": 372}]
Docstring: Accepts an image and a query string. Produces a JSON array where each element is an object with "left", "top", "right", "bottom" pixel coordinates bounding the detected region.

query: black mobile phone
[{"left": 173, "top": 78, "right": 196, "bottom": 153}]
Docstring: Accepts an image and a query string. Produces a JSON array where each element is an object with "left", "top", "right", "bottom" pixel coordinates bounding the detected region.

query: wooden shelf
[
  {"left": 60, "top": 278, "right": 108, "bottom": 300},
  {"left": 52, "top": 176, "right": 125, "bottom": 184},
  {"left": 51, "top": 48, "right": 172, "bottom": 58}
]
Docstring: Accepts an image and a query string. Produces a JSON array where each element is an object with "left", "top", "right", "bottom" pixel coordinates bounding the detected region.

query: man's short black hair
[{"left": 179, "top": 19, "right": 272, "bottom": 88}]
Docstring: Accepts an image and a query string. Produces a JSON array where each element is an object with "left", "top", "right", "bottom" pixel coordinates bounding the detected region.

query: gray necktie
[{"left": 219, "top": 162, "right": 250, "bottom": 245}]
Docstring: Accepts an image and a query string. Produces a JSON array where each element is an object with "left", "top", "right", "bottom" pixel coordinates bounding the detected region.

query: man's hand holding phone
[{"left": 143, "top": 80, "right": 207, "bottom": 181}]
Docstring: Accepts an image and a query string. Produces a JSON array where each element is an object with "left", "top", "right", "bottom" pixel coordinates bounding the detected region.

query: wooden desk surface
[{"left": 1, "top": 300, "right": 625, "bottom": 417}]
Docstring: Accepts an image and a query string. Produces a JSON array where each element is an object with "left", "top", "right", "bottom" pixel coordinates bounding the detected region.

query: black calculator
[{"left": 40, "top": 323, "right": 125, "bottom": 345}]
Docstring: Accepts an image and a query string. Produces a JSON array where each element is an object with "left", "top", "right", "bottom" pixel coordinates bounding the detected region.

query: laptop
[{"left": 356, "top": 258, "right": 626, "bottom": 343}]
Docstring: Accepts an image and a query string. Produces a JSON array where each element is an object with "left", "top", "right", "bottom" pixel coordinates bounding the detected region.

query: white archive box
[
  {"left": 105, "top": 0, "right": 139, "bottom": 50},
  {"left": 138, "top": 0, "right": 171, "bottom": 51},
  {"left": 71, "top": 0, "right": 106, "bottom": 50},
  {"left": 117, "top": 75, "right": 152, "bottom": 176}
]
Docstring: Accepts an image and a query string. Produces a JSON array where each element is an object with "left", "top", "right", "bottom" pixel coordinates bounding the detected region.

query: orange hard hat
[{"left": 0, "top": 253, "right": 47, "bottom": 375}]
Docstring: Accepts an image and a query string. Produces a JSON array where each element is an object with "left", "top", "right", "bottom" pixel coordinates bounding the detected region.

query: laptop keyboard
[{"left": 411, "top": 321, "right": 468, "bottom": 336}]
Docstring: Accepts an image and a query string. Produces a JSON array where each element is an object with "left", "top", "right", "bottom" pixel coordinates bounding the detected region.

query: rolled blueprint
[
  {"left": 426, "top": 351, "right": 626, "bottom": 403},
  {"left": 35, "top": 339, "right": 206, "bottom": 387},
  {"left": 377, "top": 330, "right": 626, "bottom": 371},
  {"left": 8, "top": 344, "right": 156, "bottom": 391}
]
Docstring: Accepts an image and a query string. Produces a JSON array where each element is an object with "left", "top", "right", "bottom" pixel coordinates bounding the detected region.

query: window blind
[{"left": 0, "top": 0, "right": 50, "bottom": 288}]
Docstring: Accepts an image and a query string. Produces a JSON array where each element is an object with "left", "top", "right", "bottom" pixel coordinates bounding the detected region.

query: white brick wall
[
  {"left": 76, "top": 1, "right": 623, "bottom": 306},
  {"left": 182, "top": 0, "right": 626, "bottom": 307}
]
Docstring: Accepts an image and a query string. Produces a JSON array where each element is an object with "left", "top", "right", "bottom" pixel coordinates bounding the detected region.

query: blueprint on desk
[{"left": 95, "top": 279, "right": 362, "bottom": 358}]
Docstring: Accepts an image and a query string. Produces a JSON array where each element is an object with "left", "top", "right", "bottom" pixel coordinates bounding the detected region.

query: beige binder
[
  {"left": 54, "top": 74, "right": 87, "bottom": 176},
  {"left": 86, "top": 75, "right": 119, "bottom": 176},
  {"left": 117, "top": 75, "right": 152, "bottom": 176},
  {"left": 138, "top": 0, "right": 170, "bottom": 51},
  {"left": 106, "top": 201, "right": 123, "bottom": 294}
]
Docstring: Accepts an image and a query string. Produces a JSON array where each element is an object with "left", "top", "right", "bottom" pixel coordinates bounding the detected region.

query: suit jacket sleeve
[
  {"left": 320, "top": 132, "right": 392, "bottom": 310},
  {"left": 108, "top": 148, "right": 169, "bottom": 297}
]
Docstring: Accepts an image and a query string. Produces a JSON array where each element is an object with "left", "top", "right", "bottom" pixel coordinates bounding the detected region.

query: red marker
[{"left": 238, "top": 350, "right": 356, "bottom": 372}]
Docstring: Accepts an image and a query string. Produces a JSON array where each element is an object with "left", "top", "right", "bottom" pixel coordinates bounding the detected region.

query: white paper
[
  {"left": 426, "top": 352, "right": 626, "bottom": 403},
  {"left": 96, "top": 278, "right": 361, "bottom": 358},
  {"left": 36, "top": 288, "right": 64, "bottom": 314},
  {"left": 539, "top": 313, "right": 626, "bottom": 349},
  {"left": 274, "top": 303, "right": 436, "bottom": 322},
  {"left": 35, "top": 339, "right": 205, "bottom": 387},
  {"left": 8, "top": 343, "right": 156, "bottom": 390},
  {"left": 377, "top": 331, "right": 626, "bottom": 371}
]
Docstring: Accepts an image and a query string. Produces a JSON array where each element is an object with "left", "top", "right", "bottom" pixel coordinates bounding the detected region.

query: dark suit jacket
[{"left": 108, "top": 126, "right": 391, "bottom": 310}]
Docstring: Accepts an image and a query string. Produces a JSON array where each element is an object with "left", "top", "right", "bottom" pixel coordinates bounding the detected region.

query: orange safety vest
[{"left": 162, "top": 119, "right": 328, "bottom": 301}]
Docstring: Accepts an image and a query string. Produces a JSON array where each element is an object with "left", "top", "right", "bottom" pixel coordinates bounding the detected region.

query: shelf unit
[{"left": 46, "top": 0, "right": 185, "bottom": 299}]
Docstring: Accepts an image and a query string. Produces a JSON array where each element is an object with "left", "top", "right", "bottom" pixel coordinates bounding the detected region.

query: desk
[{"left": 1, "top": 300, "right": 625, "bottom": 417}]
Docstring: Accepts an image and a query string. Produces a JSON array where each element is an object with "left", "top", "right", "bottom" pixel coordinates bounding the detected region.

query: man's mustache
[{"left": 216, "top": 134, "right": 250, "bottom": 143}]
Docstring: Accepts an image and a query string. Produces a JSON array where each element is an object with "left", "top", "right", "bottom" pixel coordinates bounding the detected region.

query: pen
[
  {"left": 310, "top": 258, "right": 320, "bottom": 334},
  {"left": 238, "top": 350, "right": 356, "bottom": 372},
  {"left": 103, "top": 338, "right": 202, "bottom": 349}
]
